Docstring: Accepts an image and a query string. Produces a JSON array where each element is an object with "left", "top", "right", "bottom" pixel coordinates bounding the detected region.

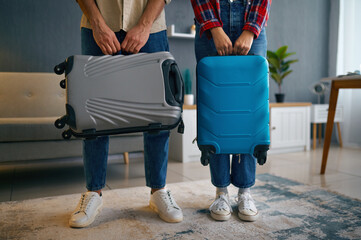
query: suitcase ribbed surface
[
  {"left": 64, "top": 52, "right": 182, "bottom": 134},
  {"left": 197, "top": 55, "right": 270, "bottom": 154}
]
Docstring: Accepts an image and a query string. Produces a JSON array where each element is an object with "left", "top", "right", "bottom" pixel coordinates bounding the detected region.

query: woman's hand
[
  {"left": 210, "top": 27, "right": 233, "bottom": 56},
  {"left": 233, "top": 30, "right": 254, "bottom": 55}
]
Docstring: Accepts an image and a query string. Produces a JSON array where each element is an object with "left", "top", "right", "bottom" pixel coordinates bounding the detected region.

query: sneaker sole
[
  {"left": 69, "top": 202, "right": 103, "bottom": 228},
  {"left": 238, "top": 211, "right": 258, "bottom": 222},
  {"left": 210, "top": 211, "right": 231, "bottom": 221},
  {"left": 149, "top": 201, "right": 183, "bottom": 223}
]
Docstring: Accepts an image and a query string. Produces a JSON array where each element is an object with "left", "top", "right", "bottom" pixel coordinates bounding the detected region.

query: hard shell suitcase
[
  {"left": 196, "top": 55, "right": 270, "bottom": 166},
  {"left": 54, "top": 52, "right": 184, "bottom": 139}
]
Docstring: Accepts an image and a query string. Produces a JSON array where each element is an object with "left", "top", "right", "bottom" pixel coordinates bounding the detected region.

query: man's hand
[
  {"left": 93, "top": 22, "right": 121, "bottom": 55},
  {"left": 210, "top": 27, "right": 233, "bottom": 56},
  {"left": 77, "top": 0, "right": 121, "bottom": 55},
  {"left": 121, "top": 24, "right": 151, "bottom": 54},
  {"left": 121, "top": 0, "right": 165, "bottom": 54},
  {"left": 233, "top": 30, "right": 254, "bottom": 55}
]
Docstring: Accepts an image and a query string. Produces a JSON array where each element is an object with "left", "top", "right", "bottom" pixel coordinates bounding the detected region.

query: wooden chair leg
[
  {"left": 336, "top": 122, "right": 343, "bottom": 148},
  {"left": 321, "top": 82, "right": 339, "bottom": 174},
  {"left": 123, "top": 152, "right": 129, "bottom": 165},
  {"left": 313, "top": 123, "right": 317, "bottom": 150}
]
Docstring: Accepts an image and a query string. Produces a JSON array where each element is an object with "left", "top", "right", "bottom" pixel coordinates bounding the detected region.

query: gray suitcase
[{"left": 54, "top": 52, "right": 184, "bottom": 139}]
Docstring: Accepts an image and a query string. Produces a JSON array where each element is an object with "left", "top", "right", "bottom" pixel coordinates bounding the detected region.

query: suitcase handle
[{"left": 170, "top": 63, "right": 184, "bottom": 104}]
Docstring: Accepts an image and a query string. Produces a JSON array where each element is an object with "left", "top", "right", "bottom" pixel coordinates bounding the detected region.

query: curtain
[{"left": 337, "top": 0, "right": 361, "bottom": 148}]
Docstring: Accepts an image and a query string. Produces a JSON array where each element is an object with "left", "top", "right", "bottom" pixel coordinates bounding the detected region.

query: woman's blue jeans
[
  {"left": 194, "top": 0, "right": 267, "bottom": 188},
  {"left": 81, "top": 28, "right": 170, "bottom": 190}
]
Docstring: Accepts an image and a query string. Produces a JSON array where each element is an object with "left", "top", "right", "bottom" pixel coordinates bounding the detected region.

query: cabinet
[
  {"left": 310, "top": 104, "right": 344, "bottom": 149},
  {"left": 169, "top": 105, "right": 200, "bottom": 162},
  {"left": 269, "top": 103, "right": 311, "bottom": 154}
]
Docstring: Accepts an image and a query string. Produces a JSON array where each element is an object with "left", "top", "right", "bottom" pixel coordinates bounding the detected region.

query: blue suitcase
[{"left": 196, "top": 55, "right": 270, "bottom": 166}]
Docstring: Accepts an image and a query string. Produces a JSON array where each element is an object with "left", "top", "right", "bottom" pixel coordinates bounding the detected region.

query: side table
[{"left": 320, "top": 75, "right": 361, "bottom": 174}]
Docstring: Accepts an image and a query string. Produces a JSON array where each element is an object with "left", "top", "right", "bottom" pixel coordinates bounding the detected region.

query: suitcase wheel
[
  {"left": 54, "top": 62, "right": 66, "bottom": 75},
  {"left": 257, "top": 151, "right": 267, "bottom": 165},
  {"left": 55, "top": 119, "right": 65, "bottom": 129},
  {"left": 54, "top": 115, "right": 68, "bottom": 129},
  {"left": 201, "top": 153, "right": 210, "bottom": 166},
  {"left": 60, "top": 79, "right": 66, "bottom": 89},
  {"left": 62, "top": 129, "right": 72, "bottom": 140}
]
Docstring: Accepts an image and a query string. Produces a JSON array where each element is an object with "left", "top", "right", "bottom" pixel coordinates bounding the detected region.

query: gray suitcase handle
[
  {"left": 163, "top": 60, "right": 184, "bottom": 107},
  {"left": 170, "top": 63, "right": 184, "bottom": 104}
]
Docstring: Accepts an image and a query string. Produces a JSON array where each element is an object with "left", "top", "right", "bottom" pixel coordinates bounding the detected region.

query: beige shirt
[{"left": 80, "top": 0, "right": 171, "bottom": 34}]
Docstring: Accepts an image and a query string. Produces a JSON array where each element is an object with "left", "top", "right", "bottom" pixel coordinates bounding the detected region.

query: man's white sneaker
[
  {"left": 149, "top": 189, "right": 183, "bottom": 223},
  {"left": 237, "top": 192, "right": 258, "bottom": 222},
  {"left": 69, "top": 192, "right": 103, "bottom": 228},
  {"left": 209, "top": 193, "right": 232, "bottom": 221}
]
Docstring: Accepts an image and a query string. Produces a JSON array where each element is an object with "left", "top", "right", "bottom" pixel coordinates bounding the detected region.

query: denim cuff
[
  {"left": 86, "top": 184, "right": 106, "bottom": 191},
  {"left": 211, "top": 179, "right": 231, "bottom": 188},
  {"left": 146, "top": 183, "right": 166, "bottom": 189},
  {"left": 231, "top": 180, "right": 255, "bottom": 189}
]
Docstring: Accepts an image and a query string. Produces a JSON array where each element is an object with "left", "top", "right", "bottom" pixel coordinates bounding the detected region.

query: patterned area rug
[{"left": 1, "top": 174, "right": 360, "bottom": 240}]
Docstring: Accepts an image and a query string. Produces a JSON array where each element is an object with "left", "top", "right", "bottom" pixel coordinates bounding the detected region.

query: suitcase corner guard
[
  {"left": 253, "top": 145, "right": 269, "bottom": 165},
  {"left": 199, "top": 145, "right": 216, "bottom": 166}
]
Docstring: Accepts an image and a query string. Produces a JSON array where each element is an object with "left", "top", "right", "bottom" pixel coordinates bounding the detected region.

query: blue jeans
[
  {"left": 81, "top": 28, "right": 170, "bottom": 190},
  {"left": 194, "top": 0, "right": 267, "bottom": 188}
]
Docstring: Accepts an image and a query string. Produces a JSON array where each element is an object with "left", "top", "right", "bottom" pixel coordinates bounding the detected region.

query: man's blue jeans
[
  {"left": 81, "top": 28, "right": 170, "bottom": 190},
  {"left": 194, "top": 0, "right": 267, "bottom": 188}
]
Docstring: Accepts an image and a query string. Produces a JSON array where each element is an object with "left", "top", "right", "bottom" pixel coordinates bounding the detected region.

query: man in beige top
[{"left": 69, "top": 0, "right": 183, "bottom": 228}]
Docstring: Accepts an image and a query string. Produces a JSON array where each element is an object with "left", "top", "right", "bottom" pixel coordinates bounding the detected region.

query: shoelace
[
  {"left": 161, "top": 190, "right": 180, "bottom": 211},
  {"left": 237, "top": 193, "right": 255, "bottom": 211},
  {"left": 76, "top": 193, "right": 94, "bottom": 214},
  {"left": 209, "top": 194, "right": 233, "bottom": 212}
]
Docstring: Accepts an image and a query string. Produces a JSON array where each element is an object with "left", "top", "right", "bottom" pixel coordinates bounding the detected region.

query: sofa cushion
[
  {"left": 0, "top": 72, "right": 66, "bottom": 118},
  {"left": 0, "top": 117, "right": 65, "bottom": 142}
]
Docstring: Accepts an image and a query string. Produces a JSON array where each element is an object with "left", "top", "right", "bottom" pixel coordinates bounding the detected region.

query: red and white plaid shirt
[{"left": 191, "top": 0, "right": 271, "bottom": 39}]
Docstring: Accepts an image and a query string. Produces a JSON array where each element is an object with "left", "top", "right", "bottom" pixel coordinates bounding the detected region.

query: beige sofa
[{"left": 0, "top": 72, "right": 143, "bottom": 163}]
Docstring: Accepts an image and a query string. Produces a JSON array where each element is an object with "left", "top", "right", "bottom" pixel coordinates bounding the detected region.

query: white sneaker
[
  {"left": 149, "top": 189, "right": 183, "bottom": 223},
  {"left": 209, "top": 193, "right": 232, "bottom": 221},
  {"left": 69, "top": 192, "right": 103, "bottom": 228},
  {"left": 237, "top": 192, "right": 258, "bottom": 222}
]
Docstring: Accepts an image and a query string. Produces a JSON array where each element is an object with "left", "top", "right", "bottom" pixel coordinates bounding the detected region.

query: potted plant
[
  {"left": 183, "top": 69, "right": 194, "bottom": 105},
  {"left": 267, "top": 45, "right": 298, "bottom": 103}
]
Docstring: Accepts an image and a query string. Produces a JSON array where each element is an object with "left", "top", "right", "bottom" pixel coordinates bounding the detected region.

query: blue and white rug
[{"left": 1, "top": 174, "right": 360, "bottom": 240}]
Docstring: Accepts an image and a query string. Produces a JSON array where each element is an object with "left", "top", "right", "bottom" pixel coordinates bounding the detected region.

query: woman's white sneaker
[
  {"left": 237, "top": 192, "right": 258, "bottom": 222},
  {"left": 69, "top": 192, "right": 103, "bottom": 228},
  {"left": 149, "top": 189, "right": 183, "bottom": 223},
  {"left": 209, "top": 193, "right": 232, "bottom": 221}
]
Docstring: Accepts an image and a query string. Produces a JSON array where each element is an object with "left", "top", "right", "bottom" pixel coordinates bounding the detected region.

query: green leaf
[
  {"left": 271, "top": 73, "right": 282, "bottom": 84},
  {"left": 276, "top": 46, "right": 288, "bottom": 59},
  {"left": 284, "top": 59, "right": 299, "bottom": 65},
  {"left": 269, "top": 66, "right": 277, "bottom": 74},
  {"left": 283, "top": 52, "right": 296, "bottom": 59},
  {"left": 267, "top": 58, "right": 280, "bottom": 69},
  {"left": 281, "top": 65, "right": 290, "bottom": 72},
  {"left": 267, "top": 50, "right": 279, "bottom": 60},
  {"left": 281, "top": 70, "right": 293, "bottom": 80}
]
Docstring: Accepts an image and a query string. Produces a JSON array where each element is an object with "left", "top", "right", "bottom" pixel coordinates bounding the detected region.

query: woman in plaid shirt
[{"left": 191, "top": 0, "right": 271, "bottom": 222}]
